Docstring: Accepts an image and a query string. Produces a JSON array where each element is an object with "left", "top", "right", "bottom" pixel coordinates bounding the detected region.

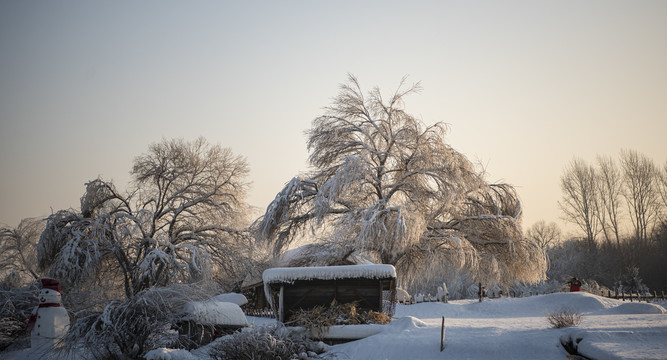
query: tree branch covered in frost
[
  {"left": 0, "top": 218, "right": 44, "bottom": 283},
  {"left": 39, "top": 138, "right": 254, "bottom": 299},
  {"left": 255, "top": 75, "right": 547, "bottom": 291}
]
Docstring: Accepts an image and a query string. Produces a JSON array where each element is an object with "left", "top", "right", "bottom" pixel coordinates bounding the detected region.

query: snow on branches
[
  {"left": 255, "top": 75, "right": 547, "bottom": 292},
  {"left": 38, "top": 138, "right": 253, "bottom": 299}
]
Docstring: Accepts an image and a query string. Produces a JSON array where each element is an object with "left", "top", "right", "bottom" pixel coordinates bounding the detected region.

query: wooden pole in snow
[
  {"left": 440, "top": 316, "right": 446, "bottom": 352},
  {"left": 278, "top": 285, "right": 284, "bottom": 323}
]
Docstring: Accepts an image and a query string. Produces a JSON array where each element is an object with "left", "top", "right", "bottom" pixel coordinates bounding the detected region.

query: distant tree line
[{"left": 528, "top": 150, "right": 667, "bottom": 292}]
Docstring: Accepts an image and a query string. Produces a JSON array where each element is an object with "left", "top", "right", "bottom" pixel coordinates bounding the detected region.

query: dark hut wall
[{"left": 279, "top": 278, "right": 394, "bottom": 322}]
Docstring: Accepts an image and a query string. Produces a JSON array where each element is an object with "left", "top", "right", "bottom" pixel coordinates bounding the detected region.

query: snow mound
[
  {"left": 145, "top": 348, "right": 198, "bottom": 360},
  {"left": 211, "top": 292, "right": 248, "bottom": 306},
  {"left": 537, "top": 292, "right": 619, "bottom": 315},
  {"left": 396, "top": 292, "right": 627, "bottom": 319},
  {"left": 384, "top": 316, "right": 428, "bottom": 333},
  {"left": 181, "top": 301, "right": 248, "bottom": 326},
  {"left": 263, "top": 264, "right": 396, "bottom": 284},
  {"left": 597, "top": 302, "right": 666, "bottom": 315}
]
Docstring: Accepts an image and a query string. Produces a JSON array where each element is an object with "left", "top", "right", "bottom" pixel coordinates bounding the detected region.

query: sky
[{"left": 1, "top": 1, "right": 666, "bottom": 236}]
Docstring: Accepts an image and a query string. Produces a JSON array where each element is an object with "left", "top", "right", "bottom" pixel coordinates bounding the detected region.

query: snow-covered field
[
  {"left": 6, "top": 292, "right": 666, "bottom": 359},
  {"left": 331, "top": 292, "right": 667, "bottom": 360}
]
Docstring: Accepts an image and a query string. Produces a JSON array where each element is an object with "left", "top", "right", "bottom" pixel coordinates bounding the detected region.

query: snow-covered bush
[
  {"left": 618, "top": 266, "right": 650, "bottom": 295},
  {"left": 60, "top": 284, "right": 219, "bottom": 359},
  {"left": 209, "top": 324, "right": 328, "bottom": 360}
]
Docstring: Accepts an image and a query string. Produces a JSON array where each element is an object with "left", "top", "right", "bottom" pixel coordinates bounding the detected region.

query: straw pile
[{"left": 288, "top": 300, "right": 391, "bottom": 339}]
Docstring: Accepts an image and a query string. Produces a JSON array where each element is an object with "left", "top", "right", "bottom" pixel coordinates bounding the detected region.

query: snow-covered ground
[
  {"left": 5, "top": 292, "right": 666, "bottom": 359},
  {"left": 332, "top": 292, "right": 667, "bottom": 360}
]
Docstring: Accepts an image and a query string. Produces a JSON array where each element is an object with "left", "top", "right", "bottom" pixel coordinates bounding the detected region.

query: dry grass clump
[
  {"left": 547, "top": 308, "right": 582, "bottom": 328},
  {"left": 289, "top": 300, "right": 392, "bottom": 339},
  {"left": 209, "top": 324, "right": 327, "bottom": 360}
]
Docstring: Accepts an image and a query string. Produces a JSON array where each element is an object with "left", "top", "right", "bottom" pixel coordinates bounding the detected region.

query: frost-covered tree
[
  {"left": 595, "top": 155, "right": 624, "bottom": 246},
  {"left": 0, "top": 218, "right": 44, "bottom": 285},
  {"left": 620, "top": 149, "right": 661, "bottom": 242},
  {"left": 526, "top": 220, "right": 562, "bottom": 250},
  {"left": 256, "top": 75, "right": 546, "bottom": 292},
  {"left": 559, "top": 158, "right": 599, "bottom": 247},
  {"left": 660, "top": 161, "right": 667, "bottom": 213},
  {"left": 38, "top": 138, "right": 253, "bottom": 299}
]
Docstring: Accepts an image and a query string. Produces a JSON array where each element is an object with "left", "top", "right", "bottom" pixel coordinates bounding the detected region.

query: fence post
[
  {"left": 440, "top": 316, "right": 446, "bottom": 352},
  {"left": 478, "top": 282, "right": 483, "bottom": 302}
]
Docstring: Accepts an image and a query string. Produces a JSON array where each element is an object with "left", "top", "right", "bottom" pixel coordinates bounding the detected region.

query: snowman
[{"left": 26, "top": 278, "right": 70, "bottom": 353}]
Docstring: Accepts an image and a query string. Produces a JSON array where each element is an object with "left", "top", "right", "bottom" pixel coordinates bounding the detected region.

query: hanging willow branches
[{"left": 255, "top": 75, "right": 546, "bottom": 292}]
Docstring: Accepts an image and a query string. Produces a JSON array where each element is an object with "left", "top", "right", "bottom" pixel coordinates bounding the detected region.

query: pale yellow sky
[{"left": 1, "top": 1, "right": 666, "bottom": 236}]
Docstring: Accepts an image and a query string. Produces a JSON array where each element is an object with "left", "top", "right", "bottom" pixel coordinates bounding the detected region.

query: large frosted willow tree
[
  {"left": 256, "top": 75, "right": 546, "bottom": 291},
  {"left": 39, "top": 138, "right": 253, "bottom": 299}
]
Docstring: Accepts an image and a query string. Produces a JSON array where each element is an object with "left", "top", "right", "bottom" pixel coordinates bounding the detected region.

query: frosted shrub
[
  {"left": 547, "top": 308, "right": 582, "bottom": 328},
  {"left": 60, "top": 284, "right": 218, "bottom": 359},
  {"left": 0, "top": 282, "right": 38, "bottom": 351},
  {"left": 209, "top": 324, "right": 327, "bottom": 360}
]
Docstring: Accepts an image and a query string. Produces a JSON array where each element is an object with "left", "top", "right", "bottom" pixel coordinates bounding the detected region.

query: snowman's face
[{"left": 39, "top": 288, "right": 62, "bottom": 304}]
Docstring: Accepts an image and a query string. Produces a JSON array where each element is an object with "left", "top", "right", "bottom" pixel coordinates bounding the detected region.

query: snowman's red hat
[{"left": 40, "top": 278, "right": 61, "bottom": 293}]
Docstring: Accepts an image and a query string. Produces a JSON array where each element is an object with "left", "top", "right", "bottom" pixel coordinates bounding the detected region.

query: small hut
[
  {"left": 241, "top": 243, "right": 375, "bottom": 313},
  {"left": 262, "top": 264, "right": 396, "bottom": 323}
]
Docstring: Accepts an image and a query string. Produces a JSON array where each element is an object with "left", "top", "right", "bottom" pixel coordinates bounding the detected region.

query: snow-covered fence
[
  {"left": 403, "top": 286, "right": 553, "bottom": 305},
  {"left": 598, "top": 289, "right": 666, "bottom": 303}
]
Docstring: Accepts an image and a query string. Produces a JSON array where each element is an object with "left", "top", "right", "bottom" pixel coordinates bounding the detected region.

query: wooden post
[
  {"left": 478, "top": 282, "right": 483, "bottom": 302},
  {"left": 440, "top": 316, "right": 446, "bottom": 352},
  {"left": 278, "top": 285, "right": 284, "bottom": 323}
]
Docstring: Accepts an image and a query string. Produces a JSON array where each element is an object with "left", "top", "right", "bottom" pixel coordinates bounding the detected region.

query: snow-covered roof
[
  {"left": 263, "top": 264, "right": 396, "bottom": 284},
  {"left": 241, "top": 243, "right": 377, "bottom": 288},
  {"left": 211, "top": 293, "right": 248, "bottom": 306},
  {"left": 181, "top": 301, "right": 248, "bottom": 327}
]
